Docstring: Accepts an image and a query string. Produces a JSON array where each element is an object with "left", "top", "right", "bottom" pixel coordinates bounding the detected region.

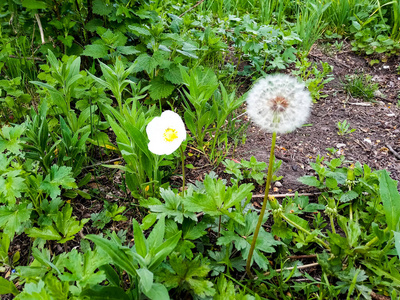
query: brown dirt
[{"left": 235, "top": 43, "right": 400, "bottom": 193}]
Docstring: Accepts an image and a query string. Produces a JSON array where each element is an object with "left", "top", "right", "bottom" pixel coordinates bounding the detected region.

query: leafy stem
[{"left": 280, "top": 213, "right": 331, "bottom": 251}]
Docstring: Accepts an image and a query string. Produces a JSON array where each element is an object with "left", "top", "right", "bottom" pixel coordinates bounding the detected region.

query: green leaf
[
  {"left": 148, "top": 231, "right": 181, "bottom": 271},
  {"left": 80, "top": 286, "right": 129, "bottom": 300},
  {"left": 0, "top": 170, "right": 27, "bottom": 205},
  {"left": 26, "top": 226, "right": 61, "bottom": 241},
  {"left": 378, "top": 170, "right": 400, "bottom": 231},
  {"left": 82, "top": 44, "right": 109, "bottom": 59},
  {"left": 339, "top": 190, "right": 358, "bottom": 203},
  {"left": 128, "top": 25, "right": 151, "bottom": 36},
  {"left": 143, "top": 283, "right": 170, "bottom": 300},
  {"left": 93, "top": 0, "right": 113, "bottom": 16},
  {"left": 137, "top": 268, "right": 154, "bottom": 293},
  {"left": 133, "top": 218, "right": 148, "bottom": 258},
  {"left": 22, "top": 0, "right": 48, "bottom": 9},
  {"left": 86, "top": 235, "right": 138, "bottom": 277},
  {"left": 0, "top": 276, "right": 19, "bottom": 296},
  {"left": 133, "top": 54, "right": 159, "bottom": 74},
  {"left": 116, "top": 46, "right": 141, "bottom": 55},
  {"left": 164, "top": 64, "right": 183, "bottom": 84},
  {"left": 394, "top": 231, "right": 400, "bottom": 259},
  {"left": 0, "top": 202, "right": 31, "bottom": 239},
  {"left": 40, "top": 165, "right": 77, "bottom": 199},
  {"left": 297, "top": 176, "right": 321, "bottom": 187},
  {"left": 149, "top": 76, "right": 175, "bottom": 100},
  {"left": 284, "top": 213, "right": 310, "bottom": 231}
]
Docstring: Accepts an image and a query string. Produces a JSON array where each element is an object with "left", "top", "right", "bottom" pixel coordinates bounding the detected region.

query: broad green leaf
[
  {"left": 297, "top": 176, "right": 321, "bottom": 187},
  {"left": 141, "top": 213, "right": 158, "bottom": 230},
  {"left": 147, "top": 216, "right": 165, "bottom": 251},
  {"left": 82, "top": 44, "right": 109, "bottom": 59},
  {"left": 149, "top": 76, "right": 175, "bottom": 100},
  {"left": 283, "top": 213, "right": 310, "bottom": 231},
  {"left": 133, "top": 54, "right": 159, "bottom": 75},
  {"left": 26, "top": 226, "right": 61, "bottom": 241},
  {"left": 86, "top": 235, "right": 137, "bottom": 277},
  {"left": 132, "top": 218, "right": 148, "bottom": 258},
  {"left": 339, "top": 190, "right": 358, "bottom": 203},
  {"left": 149, "top": 231, "right": 181, "bottom": 271},
  {"left": 92, "top": 0, "right": 113, "bottom": 16},
  {"left": 128, "top": 25, "right": 151, "bottom": 36},
  {"left": 378, "top": 170, "right": 400, "bottom": 231},
  {"left": 22, "top": 0, "right": 48, "bottom": 9},
  {"left": 394, "top": 231, "right": 400, "bottom": 259},
  {"left": 143, "top": 282, "right": 170, "bottom": 300},
  {"left": 80, "top": 286, "right": 129, "bottom": 300},
  {"left": 137, "top": 268, "right": 154, "bottom": 293},
  {"left": 0, "top": 276, "right": 19, "bottom": 296}
]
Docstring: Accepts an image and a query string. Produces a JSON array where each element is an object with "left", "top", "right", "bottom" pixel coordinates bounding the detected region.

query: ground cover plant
[{"left": 1, "top": 0, "right": 400, "bottom": 299}]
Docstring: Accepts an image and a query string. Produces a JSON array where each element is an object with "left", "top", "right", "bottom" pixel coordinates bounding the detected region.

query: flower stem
[
  {"left": 180, "top": 145, "right": 186, "bottom": 211},
  {"left": 246, "top": 131, "right": 277, "bottom": 278}
]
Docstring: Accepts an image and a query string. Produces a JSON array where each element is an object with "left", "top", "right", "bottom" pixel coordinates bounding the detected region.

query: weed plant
[
  {"left": 343, "top": 73, "right": 379, "bottom": 102},
  {"left": 1, "top": 1, "right": 400, "bottom": 299}
]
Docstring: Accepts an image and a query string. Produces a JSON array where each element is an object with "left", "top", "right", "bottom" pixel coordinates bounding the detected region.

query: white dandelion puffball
[
  {"left": 246, "top": 74, "right": 312, "bottom": 134},
  {"left": 146, "top": 110, "right": 186, "bottom": 155}
]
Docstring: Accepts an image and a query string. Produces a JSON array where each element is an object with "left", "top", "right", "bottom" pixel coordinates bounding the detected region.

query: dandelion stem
[{"left": 246, "top": 131, "right": 277, "bottom": 278}]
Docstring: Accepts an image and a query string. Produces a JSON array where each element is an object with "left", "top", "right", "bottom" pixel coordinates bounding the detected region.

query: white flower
[
  {"left": 246, "top": 74, "right": 312, "bottom": 134},
  {"left": 146, "top": 110, "right": 186, "bottom": 155}
]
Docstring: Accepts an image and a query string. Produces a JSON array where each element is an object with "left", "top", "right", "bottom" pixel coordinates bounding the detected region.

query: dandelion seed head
[{"left": 246, "top": 74, "right": 312, "bottom": 134}]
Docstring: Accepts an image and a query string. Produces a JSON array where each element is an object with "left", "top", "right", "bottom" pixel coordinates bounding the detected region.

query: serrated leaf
[
  {"left": 82, "top": 44, "right": 109, "bottom": 59},
  {"left": 164, "top": 64, "right": 183, "bottom": 84},
  {"left": 149, "top": 76, "right": 175, "bottom": 100},
  {"left": 133, "top": 54, "right": 159, "bottom": 74},
  {"left": 128, "top": 25, "right": 151, "bottom": 36},
  {"left": 339, "top": 190, "right": 358, "bottom": 203},
  {"left": 0, "top": 202, "right": 31, "bottom": 239},
  {"left": 93, "top": 0, "right": 113, "bottom": 16},
  {"left": 40, "top": 165, "right": 77, "bottom": 199},
  {"left": 0, "top": 170, "right": 27, "bottom": 205},
  {"left": 116, "top": 46, "right": 141, "bottom": 55}
]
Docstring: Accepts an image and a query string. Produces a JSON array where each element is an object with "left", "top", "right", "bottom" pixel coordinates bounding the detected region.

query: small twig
[
  {"left": 35, "top": 13, "right": 46, "bottom": 44},
  {"left": 348, "top": 102, "right": 372, "bottom": 106},
  {"left": 387, "top": 144, "right": 400, "bottom": 160},
  {"left": 179, "top": 0, "right": 206, "bottom": 18},
  {"left": 83, "top": 157, "right": 123, "bottom": 169},
  {"left": 252, "top": 192, "right": 321, "bottom": 198}
]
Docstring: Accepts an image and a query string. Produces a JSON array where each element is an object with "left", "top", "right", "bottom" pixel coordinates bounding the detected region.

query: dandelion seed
[
  {"left": 146, "top": 110, "right": 186, "bottom": 155},
  {"left": 246, "top": 74, "right": 312, "bottom": 133}
]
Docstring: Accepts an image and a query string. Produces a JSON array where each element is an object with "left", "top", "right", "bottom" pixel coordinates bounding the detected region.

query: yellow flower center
[{"left": 163, "top": 128, "right": 178, "bottom": 142}]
